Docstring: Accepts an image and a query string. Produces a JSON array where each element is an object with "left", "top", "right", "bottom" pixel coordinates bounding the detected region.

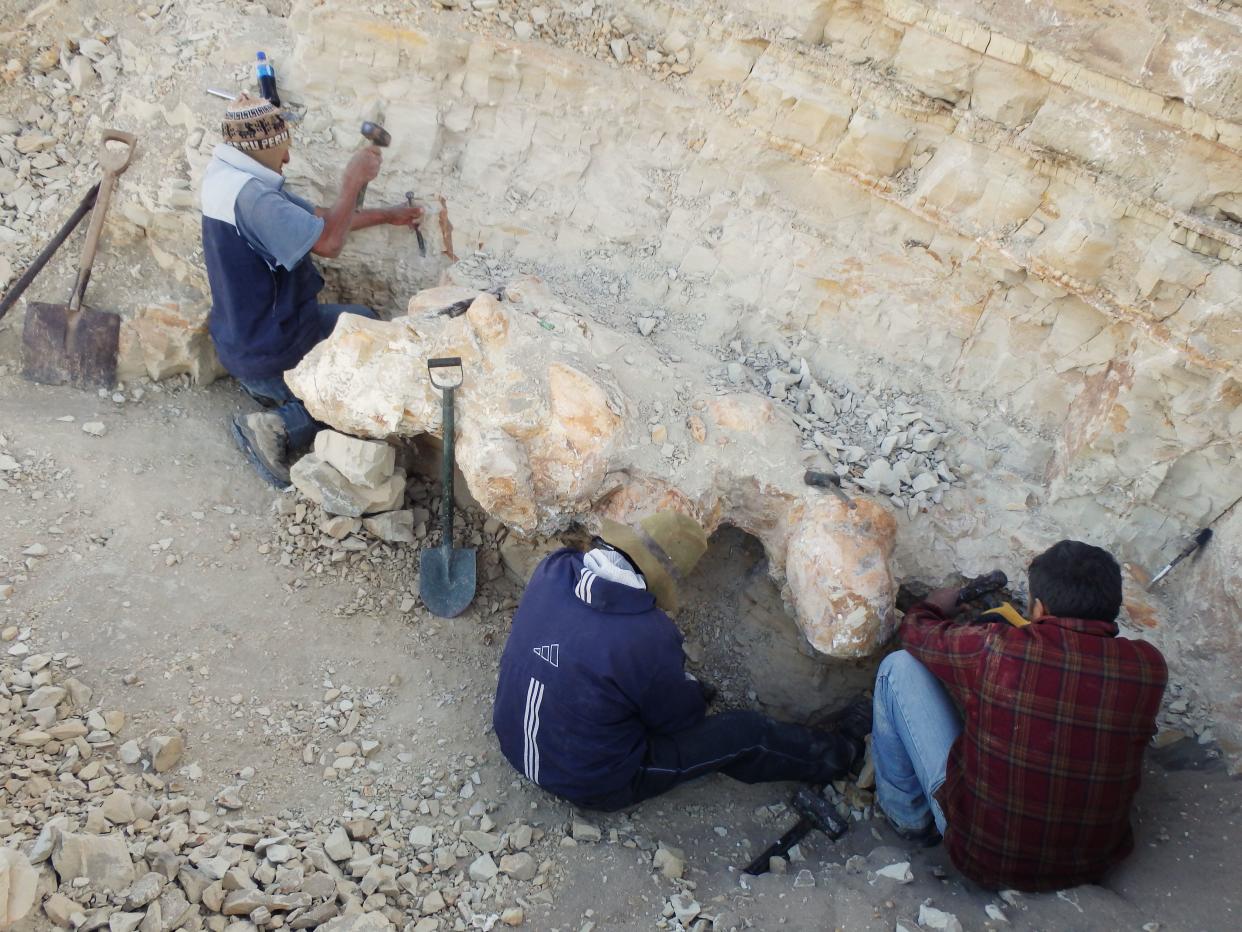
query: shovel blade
[
  {"left": 419, "top": 545, "right": 477, "bottom": 618},
  {"left": 22, "top": 301, "right": 120, "bottom": 390}
]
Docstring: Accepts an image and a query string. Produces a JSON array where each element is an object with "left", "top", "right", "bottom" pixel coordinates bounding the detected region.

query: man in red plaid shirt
[{"left": 871, "top": 540, "right": 1167, "bottom": 891}]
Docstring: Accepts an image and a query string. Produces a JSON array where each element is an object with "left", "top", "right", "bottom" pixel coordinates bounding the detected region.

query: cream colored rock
[
  {"left": 313, "top": 431, "right": 396, "bottom": 487},
  {"left": 1031, "top": 215, "right": 1117, "bottom": 284},
  {"left": 289, "top": 280, "right": 897, "bottom": 658},
  {"left": 149, "top": 734, "right": 184, "bottom": 773},
  {"left": 834, "top": 108, "right": 916, "bottom": 177},
  {"left": 0, "top": 848, "right": 38, "bottom": 927},
  {"left": 116, "top": 303, "right": 225, "bottom": 385},
  {"left": 291, "top": 455, "right": 406, "bottom": 518},
  {"left": 783, "top": 498, "right": 898, "bottom": 657},
  {"left": 971, "top": 58, "right": 1048, "bottom": 125},
  {"left": 52, "top": 832, "right": 135, "bottom": 890},
  {"left": 892, "top": 30, "right": 979, "bottom": 103},
  {"left": 362, "top": 510, "right": 415, "bottom": 543}
]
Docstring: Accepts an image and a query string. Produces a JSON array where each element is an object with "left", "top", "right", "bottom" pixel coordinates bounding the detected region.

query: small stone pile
[
  {"left": 272, "top": 430, "right": 512, "bottom": 619},
  {"left": 1153, "top": 678, "right": 1218, "bottom": 752},
  {"left": 291, "top": 433, "right": 409, "bottom": 529},
  {"left": 714, "top": 339, "right": 962, "bottom": 518}
]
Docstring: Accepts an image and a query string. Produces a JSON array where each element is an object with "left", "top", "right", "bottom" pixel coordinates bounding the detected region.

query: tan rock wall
[{"left": 276, "top": 1, "right": 1239, "bottom": 755}]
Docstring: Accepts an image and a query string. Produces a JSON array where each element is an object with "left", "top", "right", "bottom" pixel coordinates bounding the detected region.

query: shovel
[
  {"left": 420, "top": 357, "right": 477, "bottom": 618},
  {"left": 22, "top": 129, "right": 137, "bottom": 389}
]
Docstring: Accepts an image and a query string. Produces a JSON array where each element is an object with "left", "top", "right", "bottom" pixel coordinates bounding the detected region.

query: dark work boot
[
  {"left": 807, "top": 725, "right": 865, "bottom": 783},
  {"left": 815, "top": 696, "right": 873, "bottom": 767},
  {"left": 876, "top": 805, "right": 943, "bottom": 847},
  {"left": 231, "top": 412, "right": 290, "bottom": 488}
]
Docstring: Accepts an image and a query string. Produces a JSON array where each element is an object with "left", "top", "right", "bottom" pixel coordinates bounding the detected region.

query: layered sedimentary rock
[
  {"left": 278, "top": 0, "right": 1240, "bottom": 759},
  {"left": 288, "top": 280, "right": 898, "bottom": 657}
]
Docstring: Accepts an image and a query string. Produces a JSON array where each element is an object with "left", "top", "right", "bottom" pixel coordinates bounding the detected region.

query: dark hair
[{"left": 1028, "top": 540, "right": 1123, "bottom": 621}]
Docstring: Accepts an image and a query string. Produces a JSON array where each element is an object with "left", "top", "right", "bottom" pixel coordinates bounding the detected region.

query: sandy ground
[{"left": 0, "top": 334, "right": 1238, "bottom": 932}]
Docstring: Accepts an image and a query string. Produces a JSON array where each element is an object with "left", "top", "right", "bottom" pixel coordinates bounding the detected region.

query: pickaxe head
[{"left": 360, "top": 121, "right": 391, "bottom": 147}]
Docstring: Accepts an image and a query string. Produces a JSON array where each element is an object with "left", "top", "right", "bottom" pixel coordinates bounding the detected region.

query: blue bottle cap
[{"left": 256, "top": 51, "right": 267, "bottom": 60}]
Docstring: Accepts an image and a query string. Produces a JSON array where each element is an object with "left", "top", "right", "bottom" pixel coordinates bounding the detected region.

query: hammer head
[
  {"left": 791, "top": 787, "right": 848, "bottom": 840},
  {"left": 360, "top": 121, "right": 391, "bottom": 147}
]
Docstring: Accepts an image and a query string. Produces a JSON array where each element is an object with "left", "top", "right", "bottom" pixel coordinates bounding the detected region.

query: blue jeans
[
  {"left": 238, "top": 304, "right": 376, "bottom": 450},
  {"left": 872, "top": 649, "right": 963, "bottom": 834}
]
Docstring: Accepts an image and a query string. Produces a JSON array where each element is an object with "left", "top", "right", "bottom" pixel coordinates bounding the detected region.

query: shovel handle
[
  {"left": 428, "top": 356, "right": 463, "bottom": 389},
  {"left": 429, "top": 357, "right": 464, "bottom": 550},
  {"left": 69, "top": 130, "right": 138, "bottom": 314},
  {"left": 438, "top": 379, "right": 456, "bottom": 551},
  {"left": 0, "top": 182, "right": 98, "bottom": 321}
]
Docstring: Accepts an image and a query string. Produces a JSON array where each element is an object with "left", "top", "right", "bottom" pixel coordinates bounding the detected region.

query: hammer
[
  {"left": 743, "top": 786, "right": 848, "bottom": 874},
  {"left": 405, "top": 191, "right": 427, "bottom": 257},
  {"left": 356, "top": 120, "right": 390, "bottom": 209}
]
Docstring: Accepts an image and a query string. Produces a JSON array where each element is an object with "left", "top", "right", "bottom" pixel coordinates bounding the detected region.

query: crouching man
[
  {"left": 872, "top": 540, "right": 1167, "bottom": 891},
  {"left": 492, "top": 512, "right": 870, "bottom": 811},
  {"left": 200, "top": 94, "right": 422, "bottom": 486}
]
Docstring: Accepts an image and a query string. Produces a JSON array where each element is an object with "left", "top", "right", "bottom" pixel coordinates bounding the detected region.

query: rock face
[
  {"left": 289, "top": 280, "right": 897, "bottom": 657},
  {"left": 1179, "top": 507, "right": 1242, "bottom": 773},
  {"left": 277, "top": 0, "right": 1242, "bottom": 746}
]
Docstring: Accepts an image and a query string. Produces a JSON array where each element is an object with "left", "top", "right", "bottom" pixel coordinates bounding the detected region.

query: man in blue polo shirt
[{"left": 200, "top": 95, "right": 422, "bottom": 486}]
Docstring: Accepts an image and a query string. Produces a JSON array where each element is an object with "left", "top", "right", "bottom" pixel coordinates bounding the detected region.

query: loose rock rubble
[
  {"left": 0, "top": 642, "right": 568, "bottom": 931},
  {"left": 437, "top": 0, "right": 696, "bottom": 82},
  {"left": 269, "top": 443, "right": 516, "bottom": 622},
  {"left": 712, "top": 338, "right": 961, "bottom": 519}
]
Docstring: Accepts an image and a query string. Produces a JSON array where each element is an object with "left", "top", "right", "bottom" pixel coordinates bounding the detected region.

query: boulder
[
  {"left": 784, "top": 497, "right": 898, "bottom": 657},
  {"left": 52, "top": 831, "right": 135, "bottom": 890},
  {"left": 0, "top": 847, "right": 38, "bottom": 926},
  {"left": 286, "top": 281, "right": 897, "bottom": 658}
]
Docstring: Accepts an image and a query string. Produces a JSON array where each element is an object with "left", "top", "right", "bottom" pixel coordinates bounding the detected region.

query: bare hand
[
  {"left": 923, "top": 586, "right": 962, "bottom": 617},
  {"left": 344, "top": 147, "right": 382, "bottom": 188},
  {"left": 385, "top": 203, "right": 425, "bottom": 228}
]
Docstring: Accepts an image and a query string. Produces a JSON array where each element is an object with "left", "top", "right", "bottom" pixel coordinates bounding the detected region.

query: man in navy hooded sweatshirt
[{"left": 493, "top": 512, "right": 870, "bottom": 811}]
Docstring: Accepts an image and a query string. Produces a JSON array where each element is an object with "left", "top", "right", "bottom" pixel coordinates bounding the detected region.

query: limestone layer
[
  {"left": 288, "top": 281, "right": 898, "bottom": 658},
  {"left": 278, "top": 0, "right": 1242, "bottom": 761}
]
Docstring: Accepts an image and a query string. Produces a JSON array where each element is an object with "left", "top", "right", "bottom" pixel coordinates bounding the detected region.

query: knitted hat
[
  {"left": 221, "top": 93, "right": 289, "bottom": 155},
  {"left": 598, "top": 512, "right": 708, "bottom": 613}
]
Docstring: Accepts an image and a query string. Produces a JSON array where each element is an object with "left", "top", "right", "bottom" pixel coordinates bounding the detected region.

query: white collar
[
  {"left": 583, "top": 548, "right": 646, "bottom": 590},
  {"left": 211, "top": 143, "right": 284, "bottom": 188}
]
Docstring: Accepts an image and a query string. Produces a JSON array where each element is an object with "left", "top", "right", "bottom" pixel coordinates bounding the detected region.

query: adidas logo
[{"left": 533, "top": 644, "right": 560, "bottom": 667}]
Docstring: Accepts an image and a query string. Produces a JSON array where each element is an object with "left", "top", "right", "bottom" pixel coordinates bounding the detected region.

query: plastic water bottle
[{"left": 255, "top": 51, "right": 281, "bottom": 107}]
